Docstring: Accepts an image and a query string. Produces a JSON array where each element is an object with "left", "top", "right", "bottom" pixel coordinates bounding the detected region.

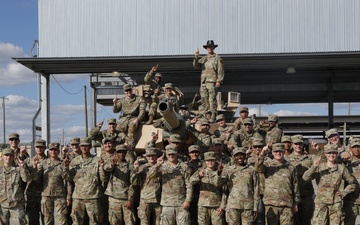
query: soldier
[
  {"left": 156, "top": 144, "right": 193, "bottom": 225},
  {"left": 69, "top": 137, "right": 105, "bottom": 225},
  {"left": 281, "top": 136, "right": 292, "bottom": 156},
  {"left": 285, "top": 135, "right": 314, "bottom": 225},
  {"left": 190, "top": 152, "right": 226, "bottom": 225},
  {"left": 229, "top": 118, "right": 265, "bottom": 149},
  {"left": 24, "top": 139, "right": 47, "bottom": 225},
  {"left": 103, "top": 144, "right": 136, "bottom": 225},
  {"left": 113, "top": 83, "right": 146, "bottom": 141},
  {"left": 0, "top": 148, "right": 31, "bottom": 225},
  {"left": 256, "top": 143, "right": 300, "bottom": 225},
  {"left": 344, "top": 138, "right": 360, "bottom": 225},
  {"left": 187, "top": 118, "right": 215, "bottom": 157},
  {"left": 303, "top": 144, "right": 357, "bottom": 225},
  {"left": 213, "top": 114, "right": 233, "bottom": 147},
  {"left": 261, "top": 114, "right": 283, "bottom": 144},
  {"left": 144, "top": 64, "right": 162, "bottom": 125},
  {"left": 193, "top": 40, "right": 224, "bottom": 122},
  {"left": 325, "top": 128, "right": 349, "bottom": 162},
  {"left": 210, "top": 138, "right": 231, "bottom": 165},
  {"left": 62, "top": 137, "right": 81, "bottom": 161},
  {"left": 8, "top": 132, "right": 29, "bottom": 162},
  {"left": 89, "top": 118, "right": 128, "bottom": 146},
  {"left": 134, "top": 147, "right": 162, "bottom": 225},
  {"left": 222, "top": 147, "right": 259, "bottom": 225},
  {"left": 233, "top": 106, "right": 257, "bottom": 131},
  {"left": 33, "top": 142, "right": 69, "bottom": 225}
]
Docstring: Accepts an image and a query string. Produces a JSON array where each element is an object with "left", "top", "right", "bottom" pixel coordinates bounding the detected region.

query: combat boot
[
  {"left": 146, "top": 115, "right": 154, "bottom": 125},
  {"left": 209, "top": 112, "right": 216, "bottom": 123}
]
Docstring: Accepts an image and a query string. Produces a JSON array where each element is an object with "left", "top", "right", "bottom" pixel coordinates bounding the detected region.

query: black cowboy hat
[{"left": 203, "top": 40, "right": 218, "bottom": 49}]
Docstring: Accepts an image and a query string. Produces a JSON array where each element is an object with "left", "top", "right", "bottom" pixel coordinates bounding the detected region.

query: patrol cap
[
  {"left": 281, "top": 136, "right": 292, "bottom": 143},
  {"left": 204, "top": 152, "right": 216, "bottom": 161},
  {"left": 145, "top": 148, "right": 157, "bottom": 156},
  {"left": 2, "top": 148, "right": 13, "bottom": 155},
  {"left": 325, "top": 128, "right": 338, "bottom": 138},
  {"left": 200, "top": 119, "right": 210, "bottom": 126},
  {"left": 155, "top": 73, "right": 162, "bottom": 78},
  {"left": 35, "top": 139, "right": 46, "bottom": 147},
  {"left": 8, "top": 133, "right": 19, "bottom": 140},
  {"left": 164, "top": 83, "right": 173, "bottom": 89},
  {"left": 79, "top": 137, "right": 92, "bottom": 146},
  {"left": 212, "top": 138, "right": 223, "bottom": 145},
  {"left": 70, "top": 137, "right": 80, "bottom": 145},
  {"left": 272, "top": 143, "right": 285, "bottom": 152},
  {"left": 232, "top": 147, "right": 247, "bottom": 156},
  {"left": 291, "top": 135, "right": 303, "bottom": 144},
  {"left": 324, "top": 144, "right": 338, "bottom": 153},
  {"left": 215, "top": 114, "right": 225, "bottom": 122},
  {"left": 123, "top": 84, "right": 132, "bottom": 91},
  {"left": 243, "top": 118, "right": 253, "bottom": 125},
  {"left": 188, "top": 145, "right": 200, "bottom": 153},
  {"left": 203, "top": 40, "right": 218, "bottom": 49},
  {"left": 116, "top": 144, "right": 127, "bottom": 152},
  {"left": 240, "top": 106, "right": 249, "bottom": 113},
  {"left": 169, "top": 134, "right": 181, "bottom": 143},
  {"left": 252, "top": 138, "right": 265, "bottom": 147},
  {"left": 48, "top": 142, "right": 60, "bottom": 150},
  {"left": 102, "top": 137, "right": 113, "bottom": 144},
  {"left": 165, "top": 144, "right": 178, "bottom": 155},
  {"left": 107, "top": 118, "right": 116, "bottom": 124},
  {"left": 350, "top": 138, "right": 360, "bottom": 148},
  {"left": 268, "top": 114, "right": 278, "bottom": 122}
]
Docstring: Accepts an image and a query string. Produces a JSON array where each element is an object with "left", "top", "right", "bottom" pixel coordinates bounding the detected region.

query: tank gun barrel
[{"left": 158, "top": 101, "right": 180, "bottom": 130}]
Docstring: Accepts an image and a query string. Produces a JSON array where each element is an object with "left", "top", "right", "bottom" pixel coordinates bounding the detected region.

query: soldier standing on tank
[
  {"left": 193, "top": 40, "right": 224, "bottom": 122},
  {"left": 156, "top": 144, "right": 193, "bottom": 225},
  {"left": 33, "top": 142, "right": 69, "bottom": 225},
  {"left": 303, "top": 144, "right": 357, "bottom": 225},
  {"left": 134, "top": 147, "right": 162, "bottom": 225},
  {"left": 222, "top": 147, "right": 259, "bottom": 225},
  {"left": 144, "top": 64, "right": 162, "bottom": 125},
  {"left": 256, "top": 143, "right": 300, "bottom": 225},
  {"left": 113, "top": 84, "right": 146, "bottom": 141},
  {"left": 190, "top": 151, "right": 226, "bottom": 225},
  {"left": 89, "top": 118, "right": 128, "bottom": 146},
  {"left": 0, "top": 148, "right": 31, "bottom": 225}
]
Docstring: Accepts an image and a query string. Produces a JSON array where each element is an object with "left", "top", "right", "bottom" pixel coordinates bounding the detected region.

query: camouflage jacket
[
  {"left": 344, "top": 157, "right": 360, "bottom": 204},
  {"left": 104, "top": 160, "right": 135, "bottom": 201},
  {"left": 265, "top": 126, "right": 283, "bottom": 144},
  {"left": 113, "top": 95, "right": 146, "bottom": 121},
  {"left": 256, "top": 157, "right": 300, "bottom": 207},
  {"left": 190, "top": 168, "right": 226, "bottom": 208},
  {"left": 214, "top": 125, "right": 233, "bottom": 144},
  {"left": 34, "top": 158, "right": 69, "bottom": 198},
  {"left": 156, "top": 161, "right": 193, "bottom": 207},
  {"left": 134, "top": 163, "right": 161, "bottom": 204},
  {"left": 193, "top": 53, "right": 224, "bottom": 84},
  {"left": 187, "top": 126, "right": 215, "bottom": 153},
  {"left": 69, "top": 155, "right": 105, "bottom": 199},
  {"left": 222, "top": 164, "right": 259, "bottom": 211},
  {"left": 285, "top": 153, "right": 315, "bottom": 197},
  {"left": 159, "top": 93, "right": 180, "bottom": 112},
  {"left": 89, "top": 127, "right": 128, "bottom": 146},
  {"left": 303, "top": 162, "right": 357, "bottom": 204},
  {"left": 144, "top": 70, "right": 162, "bottom": 91},
  {"left": 24, "top": 155, "right": 47, "bottom": 196},
  {"left": 0, "top": 165, "right": 31, "bottom": 208},
  {"left": 187, "top": 159, "right": 204, "bottom": 175},
  {"left": 229, "top": 129, "right": 264, "bottom": 148}
]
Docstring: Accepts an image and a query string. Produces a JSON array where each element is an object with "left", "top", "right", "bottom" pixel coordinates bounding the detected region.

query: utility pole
[
  {"left": 1, "top": 97, "right": 8, "bottom": 145},
  {"left": 84, "top": 86, "right": 88, "bottom": 136}
]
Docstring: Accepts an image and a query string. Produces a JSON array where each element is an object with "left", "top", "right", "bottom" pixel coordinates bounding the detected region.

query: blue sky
[{"left": 1, "top": 0, "right": 360, "bottom": 144}]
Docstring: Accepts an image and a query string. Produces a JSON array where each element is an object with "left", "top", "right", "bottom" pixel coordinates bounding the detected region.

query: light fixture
[
  {"left": 286, "top": 67, "right": 296, "bottom": 74},
  {"left": 112, "top": 71, "right": 121, "bottom": 76}
]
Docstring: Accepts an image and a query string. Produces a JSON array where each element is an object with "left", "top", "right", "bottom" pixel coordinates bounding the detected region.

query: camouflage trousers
[
  {"left": 41, "top": 196, "right": 68, "bottom": 225},
  {"left": 117, "top": 116, "right": 138, "bottom": 141},
  {"left": 226, "top": 208, "right": 254, "bottom": 225},
  {"left": 312, "top": 202, "right": 343, "bottom": 225},
  {"left": 160, "top": 206, "right": 190, "bottom": 225},
  {"left": 71, "top": 198, "right": 103, "bottom": 225},
  {"left": 265, "top": 205, "right": 293, "bottom": 225},
  {"left": 27, "top": 194, "right": 44, "bottom": 225},
  {"left": 343, "top": 203, "right": 360, "bottom": 225},
  {"left": 137, "top": 202, "right": 161, "bottom": 225},
  {"left": 200, "top": 83, "right": 217, "bottom": 113},
  {"left": 0, "top": 204, "right": 27, "bottom": 225},
  {"left": 294, "top": 196, "right": 314, "bottom": 225},
  {"left": 108, "top": 197, "right": 136, "bottom": 225},
  {"left": 198, "top": 206, "right": 224, "bottom": 225}
]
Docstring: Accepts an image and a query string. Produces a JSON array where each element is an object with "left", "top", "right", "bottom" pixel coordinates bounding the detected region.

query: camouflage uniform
[
  {"left": 0, "top": 149, "right": 31, "bottom": 225},
  {"left": 104, "top": 156, "right": 136, "bottom": 225},
  {"left": 230, "top": 129, "right": 264, "bottom": 148},
  {"left": 256, "top": 152, "right": 300, "bottom": 225},
  {"left": 344, "top": 153, "right": 360, "bottom": 225},
  {"left": 303, "top": 158, "right": 357, "bottom": 225},
  {"left": 135, "top": 162, "right": 162, "bottom": 225},
  {"left": 89, "top": 126, "right": 128, "bottom": 146},
  {"left": 187, "top": 122, "right": 215, "bottom": 157},
  {"left": 190, "top": 158, "right": 226, "bottom": 225},
  {"left": 193, "top": 42, "right": 224, "bottom": 116},
  {"left": 113, "top": 87, "right": 146, "bottom": 141},
  {"left": 264, "top": 126, "right": 282, "bottom": 144},
  {"left": 34, "top": 156, "right": 69, "bottom": 225},
  {"left": 156, "top": 160, "right": 193, "bottom": 225},
  {"left": 69, "top": 154, "right": 105, "bottom": 225},
  {"left": 144, "top": 68, "right": 162, "bottom": 119},
  {"left": 222, "top": 160, "right": 259, "bottom": 225}
]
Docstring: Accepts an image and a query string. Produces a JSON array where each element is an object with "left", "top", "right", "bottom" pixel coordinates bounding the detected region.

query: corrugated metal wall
[{"left": 38, "top": 0, "right": 360, "bottom": 57}]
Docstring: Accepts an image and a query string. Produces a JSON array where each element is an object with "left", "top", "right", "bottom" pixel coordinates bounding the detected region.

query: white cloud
[
  {"left": 0, "top": 42, "right": 25, "bottom": 64},
  {"left": 273, "top": 110, "right": 318, "bottom": 116},
  {"left": 0, "top": 62, "right": 37, "bottom": 86}
]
